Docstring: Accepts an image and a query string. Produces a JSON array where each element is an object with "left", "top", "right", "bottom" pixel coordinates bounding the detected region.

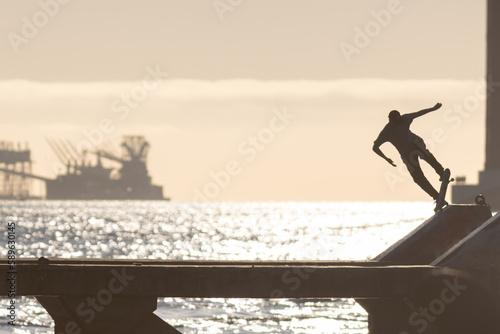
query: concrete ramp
[
  {"left": 375, "top": 204, "right": 492, "bottom": 264},
  {"left": 358, "top": 204, "right": 492, "bottom": 334},
  {"left": 433, "top": 210, "right": 500, "bottom": 291},
  {"left": 407, "top": 211, "right": 500, "bottom": 334}
]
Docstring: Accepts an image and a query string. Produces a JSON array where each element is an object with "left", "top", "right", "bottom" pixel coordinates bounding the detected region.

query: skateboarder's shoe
[{"left": 433, "top": 199, "right": 449, "bottom": 209}]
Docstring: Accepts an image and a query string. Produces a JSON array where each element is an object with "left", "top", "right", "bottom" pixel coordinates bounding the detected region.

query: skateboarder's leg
[
  {"left": 421, "top": 150, "right": 445, "bottom": 177},
  {"left": 413, "top": 140, "right": 445, "bottom": 177},
  {"left": 405, "top": 160, "right": 439, "bottom": 200}
]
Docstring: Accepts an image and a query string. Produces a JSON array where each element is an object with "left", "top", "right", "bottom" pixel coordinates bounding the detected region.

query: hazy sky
[{"left": 0, "top": 0, "right": 489, "bottom": 201}]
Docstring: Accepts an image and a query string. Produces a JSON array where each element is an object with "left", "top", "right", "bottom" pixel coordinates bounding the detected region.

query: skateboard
[{"left": 434, "top": 168, "right": 454, "bottom": 213}]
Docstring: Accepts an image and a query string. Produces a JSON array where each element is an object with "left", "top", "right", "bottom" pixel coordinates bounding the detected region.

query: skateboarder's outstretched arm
[
  {"left": 409, "top": 103, "right": 442, "bottom": 119},
  {"left": 373, "top": 142, "right": 396, "bottom": 167}
]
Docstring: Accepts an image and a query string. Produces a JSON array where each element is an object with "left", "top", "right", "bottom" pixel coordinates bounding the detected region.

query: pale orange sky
[{"left": 0, "top": 0, "right": 489, "bottom": 201}]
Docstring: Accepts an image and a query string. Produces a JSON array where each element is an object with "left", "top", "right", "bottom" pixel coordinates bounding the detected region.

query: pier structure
[
  {"left": 2, "top": 204, "right": 500, "bottom": 333},
  {"left": 452, "top": 0, "right": 500, "bottom": 209},
  {"left": 0, "top": 141, "right": 32, "bottom": 199}
]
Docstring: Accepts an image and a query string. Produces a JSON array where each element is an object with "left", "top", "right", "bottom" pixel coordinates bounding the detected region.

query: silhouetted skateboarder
[{"left": 373, "top": 103, "right": 448, "bottom": 201}]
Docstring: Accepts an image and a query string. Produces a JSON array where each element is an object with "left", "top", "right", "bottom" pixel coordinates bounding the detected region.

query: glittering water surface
[{"left": 0, "top": 201, "right": 433, "bottom": 333}]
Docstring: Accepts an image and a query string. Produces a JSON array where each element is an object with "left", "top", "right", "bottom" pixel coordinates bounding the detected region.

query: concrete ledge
[{"left": 0, "top": 258, "right": 456, "bottom": 299}]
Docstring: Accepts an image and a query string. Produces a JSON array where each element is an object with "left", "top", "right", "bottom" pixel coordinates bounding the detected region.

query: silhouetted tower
[
  {"left": 452, "top": 0, "right": 500, "bottom": 208},
  {"left": 485, "top": 0, "right": 500, "bottom": 170}
]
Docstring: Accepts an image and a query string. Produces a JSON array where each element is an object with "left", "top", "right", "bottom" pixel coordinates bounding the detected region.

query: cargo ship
[{"left": 0, "top": 136, "right": 166, "bottom": 200}]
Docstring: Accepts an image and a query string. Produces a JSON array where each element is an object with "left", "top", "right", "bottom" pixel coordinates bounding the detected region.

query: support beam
[{"left": 0, "top": 259, "right": 452, "bottom": 299}]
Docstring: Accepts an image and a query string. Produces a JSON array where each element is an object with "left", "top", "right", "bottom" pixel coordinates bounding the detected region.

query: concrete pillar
[
  {"left": 36, "top": 296, "right": 181, "bottom": 333},
  {"left": 485, "top": 0, "right": 500, "bottom": 170}
]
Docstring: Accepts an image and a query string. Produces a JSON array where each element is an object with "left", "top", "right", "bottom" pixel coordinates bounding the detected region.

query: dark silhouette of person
[{"left": 373, "top": 103, "right": 447, "bottom": 200}]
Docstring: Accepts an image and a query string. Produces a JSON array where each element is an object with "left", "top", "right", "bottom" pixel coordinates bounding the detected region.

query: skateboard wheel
[{"left": 475, "top": 194, "right": 487, "bottom": 206}]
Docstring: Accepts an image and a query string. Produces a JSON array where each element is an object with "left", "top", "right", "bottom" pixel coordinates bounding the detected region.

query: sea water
[{"left": 0, "top": 201, "right": 434, "bottom": 333}]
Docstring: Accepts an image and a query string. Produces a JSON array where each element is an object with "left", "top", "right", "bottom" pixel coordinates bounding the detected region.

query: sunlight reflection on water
[{"left": 0, "top": 201, "right": 433, "bottom": 333}]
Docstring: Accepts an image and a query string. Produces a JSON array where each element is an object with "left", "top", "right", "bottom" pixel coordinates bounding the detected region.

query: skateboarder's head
[{"left": 388, "top": 110, "right": 401, "bottom": 123}]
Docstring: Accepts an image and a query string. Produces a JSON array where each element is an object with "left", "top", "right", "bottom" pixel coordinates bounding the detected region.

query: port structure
[
  {"left": 44, "top": 135, "right": 164, "bottom": 200},
  {"left": 0, "top": 141, "right": 32, "bottom": 199},
  {"left": 0, "top": 135, "right": 164, "bottom": 200},
  {"left": 2, "top": 204, "right": 500, "bottom": 333}
]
